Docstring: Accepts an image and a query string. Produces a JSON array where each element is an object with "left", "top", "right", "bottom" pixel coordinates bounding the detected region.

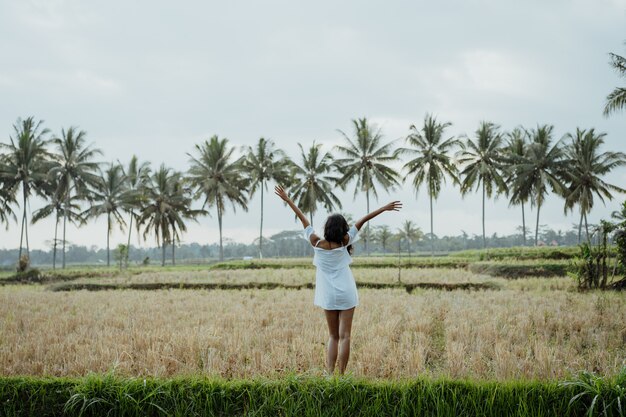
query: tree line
[{"left": 1, "top": 46, "right": 625, "bottom": 269}]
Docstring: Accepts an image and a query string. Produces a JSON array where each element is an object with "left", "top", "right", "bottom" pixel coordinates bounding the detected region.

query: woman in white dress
[{"left": 274, "top": 185, "right": 401, "bottom": 374}]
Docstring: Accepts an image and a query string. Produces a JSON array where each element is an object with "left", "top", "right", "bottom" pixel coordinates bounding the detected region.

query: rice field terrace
[{"left": 2, "top": 251, "right": 626, "bottom": 416}]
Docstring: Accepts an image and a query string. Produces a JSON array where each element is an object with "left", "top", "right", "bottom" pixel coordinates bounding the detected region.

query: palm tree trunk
[
  {"left": 584, "top": 212, "right": 590, "bottom": 243},
  {"left": 218, "top": 203, "right": 224, "bottom": 262},
  {"left": 310, "top": 212, "right": 313, "bottom": 228},
  {"left": 18, "top": 196, "right": 26, "bottom": 262},
  {"left": 62, "top": 191, "right": 68, "bottom": 269},
  {"left": 24, "top": 192, "right": 30, "bottom": 258},
  {"left": 578, "top": 212, "right": 583, "bottom": 243},
  {"left": 161, "top": 230, "right": 166, "bottom": 267},
  {"left": 53, "top": 211, "right": 59, "bottom": 270},
  {"left": 106, "top": 213, "right": 111, "bottom": 267},
  {"left": 366, "top": 189, "right": 370, "bottom": 256},
  {"left": 535, "top": 203, "right": 541, "bottom": 246},
  {"left": 521, "top": 201, "right": 526, "bottom": 246},
  {"left": 126, "top": 211, "right": 133, "bottom": 268},
  {"left": 172, "top": 236, "right": 176, "bottom": 266},
  {"left": 482, "top": 181, "right": 486, "bottom": 249},
  {"left": 429, "top": 193, "right": 434, "bottom": 256},
  {"left": 259, "top": 183, "right": 264, "bottom": 259}
]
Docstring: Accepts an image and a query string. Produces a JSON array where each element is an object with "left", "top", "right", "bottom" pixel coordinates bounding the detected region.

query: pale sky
[{"left": 1, "top": 0, "right": 626, "bottom": 250}]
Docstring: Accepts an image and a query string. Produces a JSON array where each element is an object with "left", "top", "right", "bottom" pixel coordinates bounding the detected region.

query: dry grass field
[{"left": 1, "top": 268, "right": 624, "bottom": 381}]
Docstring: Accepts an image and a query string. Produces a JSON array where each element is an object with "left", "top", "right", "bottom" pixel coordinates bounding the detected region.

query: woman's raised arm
[
  {"left": 274, "top": 185, "right": 311, "bottom": 229},
  {"left": 354, "top": 201, "right": 402, "bottom": 231}
]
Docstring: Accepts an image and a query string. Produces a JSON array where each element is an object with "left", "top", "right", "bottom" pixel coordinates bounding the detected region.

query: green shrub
[{"left": 3, "top": 372, "right": 625, "bottom": 417}]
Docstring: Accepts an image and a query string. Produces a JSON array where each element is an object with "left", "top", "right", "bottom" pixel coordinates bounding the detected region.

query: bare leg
[
  {"left": 337, "top": 307, "right": 355, "bottom": 374},
  {"left": 324, "top": 310, "right": 340, "bottom": 374}
]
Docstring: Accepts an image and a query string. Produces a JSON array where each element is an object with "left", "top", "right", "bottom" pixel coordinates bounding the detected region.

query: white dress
[{"left": 303, "top": 225, "right": 360, "bottom": 310}]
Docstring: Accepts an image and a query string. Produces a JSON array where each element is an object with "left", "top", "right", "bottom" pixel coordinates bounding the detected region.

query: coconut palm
[
  {"left": 374, "top": 225, "right": 393, "bottom": 253},
  {"left": 31, "top": 175, "right": 84, "bottom": 269},
  {"left": 0, "top": 153, "right": 17, "bottom": 228},
  {"left": 120, "top": 155, "right": 151, "bottom": 264},
  {"left": 336, "top": 118, "right": 400, "bottom": 255},
  {"left": 49, "top": 127, "right": 102, "bottom": 268},
  {"left": 0, "top": 117, "right": 51, "bottom": 261},
  {"left": 137, "top": 165, "right": 195, "bottom": 266},
  {"left": 509, "top": 125, "right": 567, "bottom": 246},
  {"left": 563, "top": 128, "right": 626, "bottom": 242},
  {"left": 612, "top": 200, "right": 626, "bottom": 224},
  {"left": 396, "top": 114, "right": 460, "bottom": 256},
  {"left": 187, "top": 136, "right": 249, "bottom": 262},
  {"left": 244, "top": 138, "right": 292, "bottom": 258},
  {"left": 503, "top": 128, "right": 530, "bottom": 245},
  {"left": 289, "top": 142, "right": 342, "bottom": 226},
  {"left": 83, "top": 163, "right": 135, "bottom": 267},
  {"left": 604, "top": 45, "right": 626, "bottom": 116},
  {"left": 457, "top": 121, "right": 508, "bottom": 248},
  {"left": 397, "top": 220, "right": 423, "bottom": 259}
]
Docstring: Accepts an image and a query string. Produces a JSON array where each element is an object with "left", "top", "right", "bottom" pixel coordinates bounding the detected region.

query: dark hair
[{"left": 323, "top": 214, "right": 353, "bottom": 255}]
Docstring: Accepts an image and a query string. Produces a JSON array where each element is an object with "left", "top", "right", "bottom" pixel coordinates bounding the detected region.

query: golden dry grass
[
  {"left": 75, "top": 268, "right": 512, "bottom": 286},
  {"left": 1, "top": 280, "right": 624, "bottom": 380}
]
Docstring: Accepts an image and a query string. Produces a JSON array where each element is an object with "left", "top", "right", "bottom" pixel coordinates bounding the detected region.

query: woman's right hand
[
  {"left": 382, "top": 201, "right": 402, "bottom": 212},
  {"left": 274, "top": 185, "right": 292, "bottom": 203}
]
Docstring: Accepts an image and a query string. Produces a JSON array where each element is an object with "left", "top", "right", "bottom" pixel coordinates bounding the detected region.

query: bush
[
  {"left": 3, "top": 373, "right": 625, "bottom": 417},
  {"left": 16, "top": 255, "right": 29, "bottom": 273}
]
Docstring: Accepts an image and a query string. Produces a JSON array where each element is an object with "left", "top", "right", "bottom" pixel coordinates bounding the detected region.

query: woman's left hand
[{"left": 274, "top": 185, "right": 292, "bottom": 203}]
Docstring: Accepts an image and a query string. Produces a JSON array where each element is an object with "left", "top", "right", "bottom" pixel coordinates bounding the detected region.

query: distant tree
[
  {"left": 83, "top": 163, "right": 135, "bottom": 267},
  {"left": 32, "top": 175, "right": 84, "bottom": 269},
  {"left": 604, "top": 44, "right": 626, "bottom": 116},
  {"left": 137, "top": 165, "right": 195, "bottom": 266},
  {"left": 563, "top": 128, "right": 626, "bottom": 242},
  {"left": 374, "top": 225, "right": 393, "bottom": 253},
  {"left": 457, "top": 121, "right": 508, "bottom": 248},
  {"left": 0, "top": 117, "right": 51, "bottom": 262},
  {"left": 0, "top": 172, "right": 16, "bottom": 229},
  {"left": 289, "top": 142, "right": 342, "bottom": 226},
  {"left": 336, "top": 118, "right": 400, "bottom": 255},
  {"left": 503, "top": 128, "right": 530, "bottom": 245},
  {"left": 120, "top": 155, "right": 151, "bottom": 264},
  {"left": 396, "top": 114, "right": 460, "bottom": 256},
  {"left": 509, "top": 125, "right": 567, "bottom": 246},
  {"left": 397, "top": 220, "right": 423, "bottom": 259},
  {"left": 49, "top": 127, "right": 102, "bottom": 268},
  {"left": 188, "top": 136, "right": 249, "bottom": 262},
  {"left": 244, "top": 138, "right": 292, "bottom": 258}
]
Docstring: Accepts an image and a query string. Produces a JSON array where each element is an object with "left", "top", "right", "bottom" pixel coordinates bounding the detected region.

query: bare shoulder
[{"left": 309, "top": 233, "right": 321, "bottom": 247}]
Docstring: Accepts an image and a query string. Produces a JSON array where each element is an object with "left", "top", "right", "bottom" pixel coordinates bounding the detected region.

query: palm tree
[
  {"left": 187, "top": 136, "right": 249, "bottom": 262},
  {"left": 0, "top": 117, "right": 51, "bottom": 262},
  {"left": 336, "top": 118, "right": 400, "bottom": 255},
  {"left": 503, "top": 128, "right": 530, "bottom": 245},
  {"left": 289, "top": 142, "right": 342, "bottom": 226},
  {"left": 137, "top": 165, "right": 195, "bottom": 266},
  {"left": 49, "top": 127, "right": 102, "bottom": 268},
  {"left": 611, "top": 200, "right": 626, "bottom": 224},
  {"left": 396, "top": 114, "right": 460, "bottom": 256},
  {"left": 0, "top": 151, "right": 17, "bottom": 229},
  {"left": 374, "top": 225, "right": 393, "bottom": 253},
  {"left": 563, "top": 128, "right": 626, "bottom": 242},
  {"left": 397, "top": 220, "right": 423, "bottom": 259},
  {"left": 31, "top": 175, "right": 84, "bottom": 269},
  {"left": 83, "top": 163, "right": 134, "bottom": 267},
  {"left": 509, "top": 125, "right": 567, "bottom": 246},
  {"left": 604, "top": 44, "right": 626, "bottom": 116},
  {"left": 120, "top": 155, "right": 151, "bottom": 264},
  {"left": 0, "top": 182, "right": 16, "bottom": 230},
  {"left": 245, "top": 138, "right": 292, "bottom": 258},
  {"left": 457, "top": 121, "right": 508, "bottom": 248}
]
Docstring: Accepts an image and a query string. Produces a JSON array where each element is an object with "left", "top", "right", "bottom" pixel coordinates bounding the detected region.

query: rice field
[{"left": 1, "top": 269, "right": 624, "bottom": 381}]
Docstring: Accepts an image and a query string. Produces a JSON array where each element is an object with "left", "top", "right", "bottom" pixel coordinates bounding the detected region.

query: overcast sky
[{"left": 1, "top": 0, "right": 625, "bottom": 250}]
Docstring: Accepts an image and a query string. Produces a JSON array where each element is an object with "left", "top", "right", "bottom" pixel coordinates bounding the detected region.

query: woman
[{"left": 274, "top": 185, "right": 402, "bottom": 375}]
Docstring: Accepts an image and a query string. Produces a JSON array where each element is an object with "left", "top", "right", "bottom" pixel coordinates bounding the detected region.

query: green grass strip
[
  {"left": 1, "top": 373, "right": 625, "bottom": 417},
  {"left": 47, "top": 281, "right": 499, "bottom": 292}
]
